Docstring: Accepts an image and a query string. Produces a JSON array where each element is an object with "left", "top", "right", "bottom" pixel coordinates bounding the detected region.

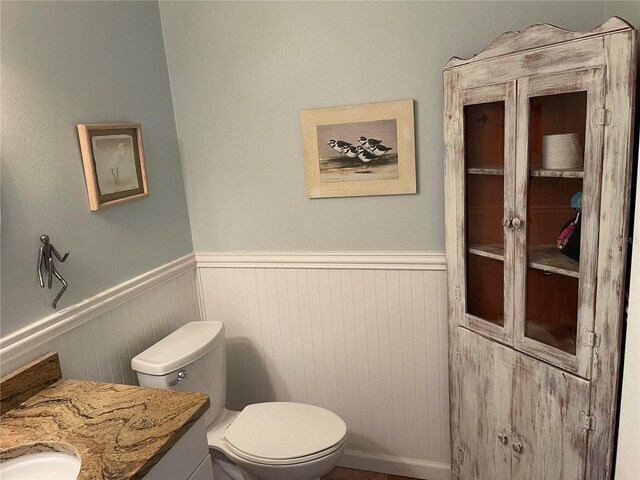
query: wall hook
[{"left": 37, "top": 235, "right": 69, "bottom": 309}]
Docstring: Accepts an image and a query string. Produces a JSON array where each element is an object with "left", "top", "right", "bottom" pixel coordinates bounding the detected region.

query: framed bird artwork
[
  {"left": 77, "top": 123, "right": 149, "bottom": 211},
  {"left": 300, "top": 100, "right": 416, "bottom": 198}
]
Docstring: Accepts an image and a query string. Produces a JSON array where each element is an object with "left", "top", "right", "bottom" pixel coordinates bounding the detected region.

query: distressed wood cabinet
[{"left": 443, "top": 18, "right": 637, "bottom": 480}]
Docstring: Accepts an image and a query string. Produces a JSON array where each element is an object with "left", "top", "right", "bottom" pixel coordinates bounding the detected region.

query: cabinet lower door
[
  {"left": 456, "top": 328, "right": 513, "bottom": 480},
  {"left": 511, "top": 352, "right": 590, "bottom": 480}
]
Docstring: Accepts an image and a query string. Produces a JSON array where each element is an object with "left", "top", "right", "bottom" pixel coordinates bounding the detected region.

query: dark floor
[{"left": 321, "top": 466, "right": 419, "bottom": 480}]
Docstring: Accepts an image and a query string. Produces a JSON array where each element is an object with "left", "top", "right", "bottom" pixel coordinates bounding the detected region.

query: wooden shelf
[
  {"left": 468, "top": 244, "right": 579, "bottom": 278},
  {"left": 467, "top": 167, "right": 504, "bottom": 175},
  {"left": 467, "top": 167, "right": 584, "bottom": 178},
  {"left": 529, "top": 168, "right": 584, "bottom": 178},
  {"left": 528, "top": 245, "right": 579, "bottom": 277},
  {"left": 468, "top": 244, "right": 504, "bottom": 261}
]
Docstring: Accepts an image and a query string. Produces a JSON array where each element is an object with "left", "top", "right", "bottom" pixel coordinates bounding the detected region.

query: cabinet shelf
[
  {"left": 468, "top": 244, "right": 579, "bottom": 278},
  {"left": 466, "top": 167, "right": 584, "bottom": 178},
  {"left": 529, "top": 168, "right": 584, "bottom": 178},
  {"left": 468, "top": 244, "right": 505, "bottom": 261},
  {"left": 467, "top": 166, "right": 504, "bottom": 175}
]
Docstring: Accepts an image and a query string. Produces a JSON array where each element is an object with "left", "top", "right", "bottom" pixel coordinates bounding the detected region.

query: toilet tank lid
[{"left": 131, "top": 322, "right": 224, "bottom": 376}]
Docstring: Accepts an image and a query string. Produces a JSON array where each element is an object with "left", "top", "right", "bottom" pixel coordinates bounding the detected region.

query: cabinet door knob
[
  {"left": 512, "top": 218, "right": 524, "bottom": 229},
  {"left": 512, "top": 442, "right": 522, "bottom": 453},
  {"left": 502, "top": 218, "right": 512, "bottom": 228},
  {"left": 498, "top": 433, "right": 508, "bottom": 444}
]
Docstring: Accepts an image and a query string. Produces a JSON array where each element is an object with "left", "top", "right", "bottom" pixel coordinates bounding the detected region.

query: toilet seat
[
  {"left": 226, "top": 438, "right": 345, "bottom": 466},
  {"left": 224, "top": 402, "right": 347, "bottom": 466}
]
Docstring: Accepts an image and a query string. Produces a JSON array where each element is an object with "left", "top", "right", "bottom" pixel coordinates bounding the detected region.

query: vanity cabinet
[
  {"left": 144, "top": 417, "right": 213, "bottom": 480},
  {"left": 443, "top": 18, "right": 637, "bottom": 480}
]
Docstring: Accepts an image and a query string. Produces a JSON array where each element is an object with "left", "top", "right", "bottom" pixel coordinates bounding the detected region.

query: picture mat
[{"left": 91, "top": 134, "right": 139, "bottom": 195}]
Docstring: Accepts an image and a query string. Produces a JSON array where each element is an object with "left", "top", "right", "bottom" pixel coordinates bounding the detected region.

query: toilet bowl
[{"left": 131, "top": 322, "right": 346, "bottom": 480}]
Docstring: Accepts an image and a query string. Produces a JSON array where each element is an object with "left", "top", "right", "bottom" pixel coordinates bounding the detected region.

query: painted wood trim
[
  {"left": 195, "top": 251, "right": 446, "bottom": 270},
  {"left": 455, "top": 81, "right": 517, "bottom": 347},
  {"left": 443, "top": 67, "right": 462, "bottom": 476},
  {"left": 510, "top": 349, "right": 591, "bottom": 480},
  {"left": 587, "top": 29, "right": 637, "bottom": 480},
  {"left": 451, "top": 37, "right": 604, "bottom": 91},
  {"left": 339, "top": 449, "right": 451, "bottom": 480},
  {"left": 0, "top": 254, "right": 196, "bottom": 363},
  {"left": 512, "top": 67, "right": 606, "bottom": 380},
  {"left": 0, "top": 352, "right": 62, "bottom": 415},
  {"left": 456, "top": 328, "right": 513, "bottom": 480},
  {"left": 464, "top": 314, "right": 511, "bottom": 345},
  {"left": 445, "top": 17, "right": 632, "bottom": 69}
]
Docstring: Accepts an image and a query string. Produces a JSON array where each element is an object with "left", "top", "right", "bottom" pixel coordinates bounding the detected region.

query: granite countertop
[{"left": 0, "top": 378, "right": 210, "bottom": 479}]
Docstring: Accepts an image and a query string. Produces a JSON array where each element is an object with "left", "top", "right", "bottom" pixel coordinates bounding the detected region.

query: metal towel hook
[{"left": 37, "top": 235, "right": 69, "bottom": 309}]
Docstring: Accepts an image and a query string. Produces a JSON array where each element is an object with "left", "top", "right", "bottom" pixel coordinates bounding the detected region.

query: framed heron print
[
  {"left": 77, "top": 123, "right": 149, "bottom": 211},
  {"left": 300, "top": 100, "right": 416, "bottom": 198}
]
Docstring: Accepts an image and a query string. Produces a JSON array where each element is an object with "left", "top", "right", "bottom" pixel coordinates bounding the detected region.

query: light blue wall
[
  {"left": 2, "top": 0, "right": 637, "bottom": 335},
  {"left": 1, "top": 1, "right": 193, "bottom": 335},
  {"left": 159, "top": 1, "right": 630, "bottom": 253}
]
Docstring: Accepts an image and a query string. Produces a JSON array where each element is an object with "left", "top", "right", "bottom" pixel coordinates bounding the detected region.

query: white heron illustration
[{"left": 107, "top": 143, "right": 128, "bottom": 186}]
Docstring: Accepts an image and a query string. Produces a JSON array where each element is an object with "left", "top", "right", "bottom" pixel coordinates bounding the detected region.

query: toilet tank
[{"left": 131, "top": 321, "right": 226, "bottom": 427}]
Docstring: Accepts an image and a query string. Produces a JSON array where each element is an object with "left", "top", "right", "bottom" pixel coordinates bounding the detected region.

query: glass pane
[
  {"left": 525, "top": 92, "right": 587, "bottom": 354},
  {"left": 529, "top": 92, "right": 587, "bottom": 171},
  {"left": 465, "top": 101, "right": 505, "bottom": 325},
  {"left": 467, "top": 255, "right": 505, "bottom": 323},
  {"left": 465, "top": 102, "right": 505, "bottom": 169},
  {"left": 525, "top": 269, "right": 578, "bottom": 353}
]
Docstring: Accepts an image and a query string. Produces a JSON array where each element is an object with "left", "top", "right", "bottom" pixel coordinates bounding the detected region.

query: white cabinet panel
[{"left": 144, "top": 417, "right": 210, "bottom": 480}]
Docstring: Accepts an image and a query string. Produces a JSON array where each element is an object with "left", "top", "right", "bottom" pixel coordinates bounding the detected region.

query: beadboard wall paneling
[
  {"left": 196, "top": 252, "right": 451, "bottom": 480},
  {"left": 0, "top": 255, "right": 201, "bottom": 383}
]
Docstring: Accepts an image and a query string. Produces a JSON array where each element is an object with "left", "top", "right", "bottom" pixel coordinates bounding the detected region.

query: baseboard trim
[
  {"left": 195, "top": 251, "right": 447, "bottom": 271},
  {"left": 0, "top": 254, "right": 196, "bottom": 362},
  {"left": 340, "top": 449, "right": 451, "bottom": 480}
]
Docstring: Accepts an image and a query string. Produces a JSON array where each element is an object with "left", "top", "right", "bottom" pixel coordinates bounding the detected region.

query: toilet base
[
  {"left": 210, "top": 442, "right": 344, "bottom": 480},
  {"left": 206, "top": 408, "right": 343, "bottom": 480},
  {"left": 211, "top": 450, "right": 321, "bottom": 480}
]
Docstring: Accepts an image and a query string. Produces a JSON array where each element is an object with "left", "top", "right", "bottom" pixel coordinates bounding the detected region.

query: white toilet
[{"left": 131, "top": 322, "right": 347, "bottom": 480}]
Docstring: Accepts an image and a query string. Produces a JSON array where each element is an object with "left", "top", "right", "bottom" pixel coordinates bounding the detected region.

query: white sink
[{"left": 0, "top": 451, "right": 81, "bottom": 480}]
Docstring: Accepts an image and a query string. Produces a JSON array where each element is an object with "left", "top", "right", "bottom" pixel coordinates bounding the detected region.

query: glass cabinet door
[
  {"left": 458, "top": 82, "right": 516, "bottom": 345},
  {"left": 513, "top": 68, "right": 605, "bottom": 379}
]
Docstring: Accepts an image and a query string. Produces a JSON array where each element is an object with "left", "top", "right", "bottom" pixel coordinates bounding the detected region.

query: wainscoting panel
[
  {"left": 196, "top": 252, "right": 451, "bottom": 480},
  {"left": 0, "top": 255, "right": 201, "bottom": 384}
]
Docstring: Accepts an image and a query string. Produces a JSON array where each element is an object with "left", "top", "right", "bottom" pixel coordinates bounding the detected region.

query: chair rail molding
[
  {"left": 0, "top": 254, "right": 197, "bottom": 371},
  {"left": 195, "top": 251, "right": 447, "bottom": 271}
]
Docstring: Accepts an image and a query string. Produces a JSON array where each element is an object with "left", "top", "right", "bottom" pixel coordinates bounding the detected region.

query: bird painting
[
  {"left": 328, "top": 139, "right": 352, "bottom": 156},
  {"left": 326, "top": 136, "right": 394, "bottom": 173},
  {"left": 354, "top": 146, "right": 376, "bottom": 172},
  {"left": 345, "top": 145, "right": 360, "bottom": 158},
  {"left": 369, "top": 143, "right": 393, "bottom": 157},
  {"left": 315, "top": 116, "right": 401, "bottom": 184},
  {"left": 358, "top": 137, "right": 382, "bottom": 150},
  {"left": 107, "top": 143, "right": 128, "bottom": 186}
]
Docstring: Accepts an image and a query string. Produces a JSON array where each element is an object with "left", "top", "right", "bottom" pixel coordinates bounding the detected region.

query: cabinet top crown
[{"left": 444, "top": 16, "right": 635, "bottom": 70}]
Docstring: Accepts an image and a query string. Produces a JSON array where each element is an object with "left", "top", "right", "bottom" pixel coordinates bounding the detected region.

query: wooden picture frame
[
  {"left": 77, "top": 123, "right": 149, "bottom": 211},
  {"left": 300, "top": 100, "right": 416, "bottom": 198}
]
